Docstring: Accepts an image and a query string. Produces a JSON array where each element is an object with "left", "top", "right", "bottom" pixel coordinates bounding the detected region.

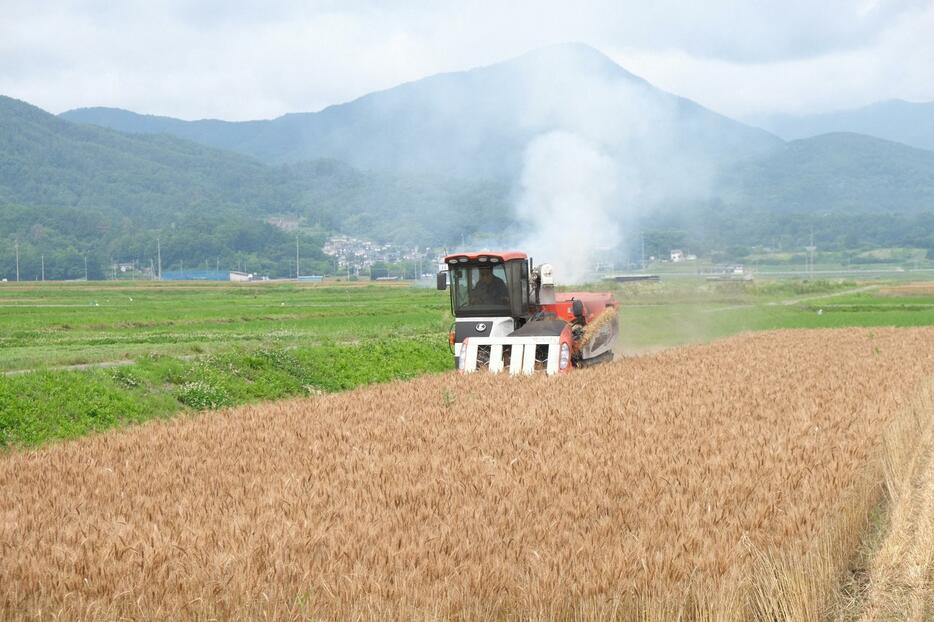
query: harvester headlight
[
  {"left": 489, "top": 257, "right": 500, "bottom": 262},
  {"left": 559, "top": 343, "right": 571, "bottom": 370},
  {"left": 448, "top": 259, "right": 457, "bottom": 265},
  {"left": 458, "top": 257, "right": 468, "bottom": 263},
  {"left": 478, "top": 256, "right": 488, "bottom": 262}
]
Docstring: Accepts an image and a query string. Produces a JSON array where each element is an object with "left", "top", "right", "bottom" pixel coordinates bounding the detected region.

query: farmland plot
[{"left": 1, "top": 328, "right": 933, "bottom": 620}]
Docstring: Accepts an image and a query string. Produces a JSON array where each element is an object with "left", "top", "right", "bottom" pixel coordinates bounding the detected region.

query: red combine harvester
[{"left": 438, "top": 251, "right": 619, "bottom": 374}]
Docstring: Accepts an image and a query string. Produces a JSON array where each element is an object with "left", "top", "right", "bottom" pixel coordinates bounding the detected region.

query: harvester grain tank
[{"left": 438, "top": 251, "right": 618, "bottom": 374}]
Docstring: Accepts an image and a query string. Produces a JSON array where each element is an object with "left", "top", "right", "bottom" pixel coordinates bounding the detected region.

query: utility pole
[
  {"left": 41, "top": 254, "right": 45, "bottom": 281},
  {"left": 805, "top": 228, "right": 816, "bottom": 277},
  {"left": 641, "top": 232, "right": 646, "bottom": 270},
  {"left": 84, "top": 255, "right": 88, "bottom": 281},
  {"left": 156, "top": 236, "right": 162, "bottom": 280},
  {"left": 14, "top": 238, "right": 20, "bottom": 282},
  {"left": 810, "top": 229, "right": 815, "bottom": 276},
  {"left": 295, "top": 233, "right": 300, "bottom": 279}
]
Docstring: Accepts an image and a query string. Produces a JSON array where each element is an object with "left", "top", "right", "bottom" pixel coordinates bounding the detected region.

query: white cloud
[
  {"left": 614, "top": 2, "right": 934, "bottom": 119},
  {"left": 1, "top": 0, "right": 932, "bottom": 119}
]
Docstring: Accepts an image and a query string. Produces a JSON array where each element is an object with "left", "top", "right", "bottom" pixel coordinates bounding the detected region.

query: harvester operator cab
[{"left": 439, "top": 252, "right": 530, "bottom": 320}]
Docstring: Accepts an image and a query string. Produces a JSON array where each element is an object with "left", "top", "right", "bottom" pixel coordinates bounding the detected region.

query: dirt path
[
  {"left": 858, "top": 390, "right": 934, "bottom": 622},
  {"left": 773, "top": 284, "right": 880, "bottom": 306},
  {"left": 2, "top": 359, "right": 135, "bottom": 376},
  {"left": 704, "top": 284, "right": 879, "bottom": 313},
  {"left": 2, "top": 332, "right": 443, "bottom": 376}
]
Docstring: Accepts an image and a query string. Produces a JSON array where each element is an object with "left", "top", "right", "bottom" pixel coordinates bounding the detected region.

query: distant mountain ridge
[
  {"left": 721, "top": 132, "right": 934, "bottom": 213},
  {"left": 758, "top": 99, "right": 934, "bottom": 152},
  {"left": 0, "top": 95, "right": 292, "bottom": 223},
  {"left": 58, "top": 106, "right": 266, "bottom": 154},
  {"left": 61, "top": 43, "right": 781, "bottom": 178}
]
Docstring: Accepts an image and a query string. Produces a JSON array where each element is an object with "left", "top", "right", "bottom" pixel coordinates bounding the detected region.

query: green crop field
[
  {"left": 2, "top": 277, "right": 933, "bottom": 448},
  {"left": 614, "top": 279, "right": 934, "bottom": 350},
  {"left": 0, "top": 281, "right": 454, "bottom": 446},
  {"left": 0, "top": 281, "right": 450, "bottom": 371}
]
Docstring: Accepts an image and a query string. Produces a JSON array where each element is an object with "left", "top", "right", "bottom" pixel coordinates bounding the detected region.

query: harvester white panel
[
  {"left": 546, "top": 346, "right": 559, "bottom": 375},
  {"left": 463, "top": 342, "right": 478, "bottom": 373},
  {"left": 488, "top": 344, "right": 504, "bottom": 373},
  {"left": 460, "top": 336, "right": 562, "bottom": 376},
  {"left": 521, "top": 344, "right": 536, "bottom": 374}
]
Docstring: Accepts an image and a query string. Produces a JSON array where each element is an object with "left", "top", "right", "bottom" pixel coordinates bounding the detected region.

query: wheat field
[{"left": 2, "top": 328, "right": 933, "bottom": 620}]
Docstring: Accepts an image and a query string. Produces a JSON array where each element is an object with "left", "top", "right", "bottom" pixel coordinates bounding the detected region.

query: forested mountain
[
  {"left": 0, "top": 96, "right": 511, "bottom": 279},
  {"left": 1, "top": 95, "right": 292, "bottom": 224},
  {"left": 635, "top": 132, "right": 934, "bottom": 258},
  {"left": 4, "top": 44, "right": 934, "bottom": 280},
  {"left": 720, "top": 132, "right": 934, "bottom": 213},
  {"left": 0, "top": 95, "right": 332, "bottom": 279},
  {"left": 758, "top": 100, "right": 934, "bottom": 152},
  {"left": 62, "top": 44, "right": 781, "bottom": 178}
]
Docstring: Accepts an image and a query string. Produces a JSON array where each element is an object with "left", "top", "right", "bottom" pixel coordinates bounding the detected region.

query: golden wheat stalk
[
  {"left": 577, "top": 305, "right": 618, "bottom": 350},
  {"left": 1, "top": 327, "right": 932, "bottom": 620}
]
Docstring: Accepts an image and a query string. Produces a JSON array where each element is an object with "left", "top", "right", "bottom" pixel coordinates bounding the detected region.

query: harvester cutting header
[{"left": 438, "top": 251, "right": 618, "bottom": 374}]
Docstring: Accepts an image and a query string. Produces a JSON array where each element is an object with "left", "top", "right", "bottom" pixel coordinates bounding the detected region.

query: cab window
[{"left": 450, "top": 263, "right": 510, "bottom": 316}]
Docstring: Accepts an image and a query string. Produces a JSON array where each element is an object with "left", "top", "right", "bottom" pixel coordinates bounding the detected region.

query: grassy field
[
  {"left": 0, "top": 280, "right": 448, "bottom": 370},
  {"left": 0, "top": 281, "right": 453, "bottom": 446},
  {"left": 614, "top": 279, "right": 934, "bottom": 350},
  {"left": 1, "top": 277, "right": 933, "bottom": 447}
]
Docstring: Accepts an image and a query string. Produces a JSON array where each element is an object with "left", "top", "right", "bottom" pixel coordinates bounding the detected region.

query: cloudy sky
[{"left": 2, "top": 0, "right": 933, "bottom": 121}]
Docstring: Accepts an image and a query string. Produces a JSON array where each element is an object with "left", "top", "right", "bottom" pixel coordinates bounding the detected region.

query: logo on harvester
[{"left": 475, "top": 323, "right": 487, "bottom": 332}]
